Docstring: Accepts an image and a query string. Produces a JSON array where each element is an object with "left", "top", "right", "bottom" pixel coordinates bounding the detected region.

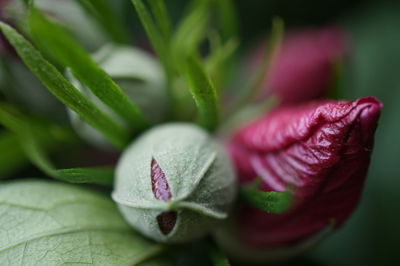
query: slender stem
[{"left": 228, "top": 17, "right": 284, "bottom": 114}]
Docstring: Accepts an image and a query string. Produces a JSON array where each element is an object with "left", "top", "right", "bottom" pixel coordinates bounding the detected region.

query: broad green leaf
[
  {"left": 183, "top": 55, "right": 220, "bottom": 131},
  {"left": 0, "top": 131, "right": 27, "bottom": 178},
  {"left": 0, "top": 104, "right": 114, "bottom": 185},
  {"left": 231, "top": 17, "right": 284, "bottom": 111},
  {"left": 0, "top": 180, "right": 164, "bottom": 265},
  {"left": 28, "top": 8, "right": 149, "bottom": 131},
  {"left": 0, "top": 22, "right": 129, "bottom": 149},
  {"left": 239, "top": 180, "right": 292, "bottom": 214},
  {"left": 74, "top": 0, "right": 129, "bottom": 43}
]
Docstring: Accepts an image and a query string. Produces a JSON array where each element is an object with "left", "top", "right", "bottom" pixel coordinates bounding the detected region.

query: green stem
[{"left": 228, "top": 17, "right": 284, "bottom": 114}]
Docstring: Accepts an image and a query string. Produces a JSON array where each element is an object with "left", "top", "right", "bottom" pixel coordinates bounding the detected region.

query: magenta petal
[
  {"left": 228, "top": 97, "right": 382, "bottom": 247},
  {"left": 249, "top": 27, "right": 347, "bottom": 105}
]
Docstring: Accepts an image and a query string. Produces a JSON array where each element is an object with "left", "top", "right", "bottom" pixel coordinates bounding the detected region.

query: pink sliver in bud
[
  {"left": 151, "top": 158, "right": 177, "bottom": 235},
  {"left": 151, "top": 158, "right": 172, "bottom": 201},
  {"left": 227, "top": 97, "right": 382, "bottom": 247}
]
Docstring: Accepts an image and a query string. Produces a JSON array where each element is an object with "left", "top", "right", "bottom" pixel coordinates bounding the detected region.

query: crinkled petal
[{"left": 228, "top": 97, "right": 382, "bottom": 247}]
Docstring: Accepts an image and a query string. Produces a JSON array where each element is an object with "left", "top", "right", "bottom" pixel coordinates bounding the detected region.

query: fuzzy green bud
[
  {"left": 68, "top": 44, "right": 168, "bottom": 149},
  {"left": 112, "top": 123, "right": 237, "bottom": 243}
]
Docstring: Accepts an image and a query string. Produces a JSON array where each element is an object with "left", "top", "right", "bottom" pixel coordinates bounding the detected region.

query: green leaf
[
  {"left": 22, "top": 131, "right": 115, "bottom": 186},
  {"left": 0, "top": 131, "right": 27, "bottom": 178},
  {"left": 231, "top": 17, "right": 284, "bottom": 111},
  {"left": 239, "top": 181, "right": 292, "bottom": 214},
  {"left": 148, "top": 0, "right": 172, "bottom": 42},
  {"left": 0, "top": 104, "right": 114, "bottom": 185},
  {"left": 74, "top": 0, "right": 129, "bottom": 43},
  {"left": 130, "top": 0, "right": 176, "bottom": 109},
  {"left": 206, "top": 34, "right": 239, "bottom": 91},
  {"left": 0, "top": 180, "right": 164, "bottom": 265},
  {"left": 213, "top": 0, "right": 238, "bottom": 40},
  {"left": 0, "top": 22, "right": 129, "bottom": 149},
  {"left": 28, "top": 8, "right": 149, "bottom": 131},
  {"left": 183, "top": 55, "right": 220, "bottom": 131},
  {"left": 171, "top": 0, "right": 210, "bottom": 62},
  {"left": 130, "top": 0, "right": 171, "bottom": 74}
]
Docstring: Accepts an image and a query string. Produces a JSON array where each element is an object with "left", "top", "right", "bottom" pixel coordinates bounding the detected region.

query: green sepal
[{"left": 239, "top": 178, "right": 292, "bottom": 214}]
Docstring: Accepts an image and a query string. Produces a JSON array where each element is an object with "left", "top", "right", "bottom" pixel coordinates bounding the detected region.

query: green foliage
[
  {"left": 206, "top": 35, "right": 239, "bottom": 91},
  {"left": 148, "top": 0, "right": 172, "bottom": 41},
  {"left": 240, "top": 179, "right": 292, "bottom": 214},
  {"left": 74, "top": 0, "right": 129, "bottom": 43},
  {"left": 20, "top": 129, "right": 114, "bottom": 185},
  {"left": 0, "top": 180, "right": 164, "bottom": 265},
  {"left": 171, "top": 0, "right": 210, "bottom": 62},
  {"left": 231, "top": 17, "right": 284, "bottom": 111},
  {"left": 0, "top": 104, "right": 114, "bottom": 185},
  {"left": 213, "top": 0, "right": 238, "bottom": 40},
  {"left": 0, "top": 22, "right": 130, "bottom": 149},
  {"left": 130, "top": 0, "right": 172, "bottom": 77},
  {"left": 131, "top": 0, "right": 232, "bottom": 131},
  {"left": 183, "top": 56, "right": 220, "bottom": 131},
  {"left": 28, "top": 8, "right": 149, "bottom": 132}
]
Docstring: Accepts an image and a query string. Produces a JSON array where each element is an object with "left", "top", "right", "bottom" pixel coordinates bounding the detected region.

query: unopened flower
[
  {"left": 218, "top": 97, "right": 382, "bottom": 261},
  {"left": 112, "top": 123, "right": 237, "bottom": 243},
  {"left": 249, "top": 27, "right": 347, "bottom": 105}
]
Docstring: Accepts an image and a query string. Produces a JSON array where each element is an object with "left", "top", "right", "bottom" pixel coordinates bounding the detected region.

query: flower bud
[
  {"left": 249, "top": 27, "right": 347, "bottom": 105},
  {"left": 112, "top": 123, "right": 237, "bottom": 243},
  {"left": 218, "top": 97, "right": 382, "bottom": 261},
  {"left": 68, "top": 44, "right": 168, "bottom": 149}
]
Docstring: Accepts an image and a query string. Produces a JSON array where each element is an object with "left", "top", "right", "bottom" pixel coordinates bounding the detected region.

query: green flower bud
[
  {"left": 68, "top": 44, "right": 168, "bottom": 149},
  {"left": 112, "top": 123, "right": 237, "bottom": 243}
]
